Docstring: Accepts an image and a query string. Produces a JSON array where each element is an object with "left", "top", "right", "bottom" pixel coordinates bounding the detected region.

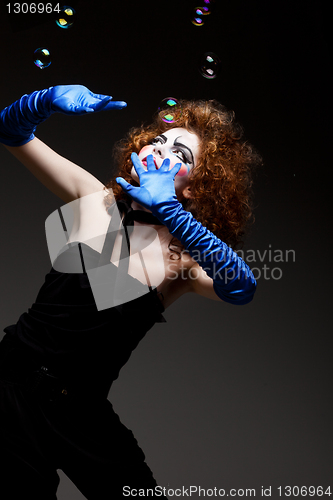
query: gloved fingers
[
  {"left": 170, "top": 162, "right": 182, "bottom": 178},
  {"left": 75, "top": 106, "right": 95, "bottom": 113},
  {"left": 87, "top": 92, "right": 127, "bottom": 111},
  {"left": 52, "top": 96, "right": 94, "bottom": 114},
  {"left": 146, "top": 154, "right": 157, "bottom": 171},
  {"left": 159, "top": 158, "right": 171, "bottom": 172},
  {"left": 89, "top": 96, "right": 112, "bottom": 112},
  {"left": 102, "top": 100, "right": 127, "bottom": 110},
  {"left": 89, "top": 92, "right": 112, "bottom": 101},
  {"left": 116, "top": 177, "right": 136, "bottom": 195},
  {"left": 131, "top": 153, "right": 146, "bottom": 177},
  {"left": 50, "top": 86, "right": 126, "bottom": 114}
]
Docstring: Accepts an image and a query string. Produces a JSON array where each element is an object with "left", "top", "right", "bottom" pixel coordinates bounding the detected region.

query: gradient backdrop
[{"left": 0, "top": 1, "right": 332, "bottom": 498}]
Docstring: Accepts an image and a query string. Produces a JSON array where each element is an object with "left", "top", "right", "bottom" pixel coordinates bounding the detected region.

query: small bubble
[
  {"left": 203, "top": 0, "right": 216, "bottom": 13},
  {"left": 34, "top": 48, "right": 51, "bottom": 69},
  {"left": 158, "top": 98, "right": 182, "bottom": 124},
  {"left": 191, "top": 16, "right": 204, "bottom": 26},
  {"left": 56, "top": 6, "right": 76, "bottom": 29},
  {"left": 199, "top": 52, "right": 221, "bottom": 79}
]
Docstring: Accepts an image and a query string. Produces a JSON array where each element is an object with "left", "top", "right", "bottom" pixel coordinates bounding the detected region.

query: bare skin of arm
[{"left": 4, "top": 137, "right": 104, "bottom": 203}]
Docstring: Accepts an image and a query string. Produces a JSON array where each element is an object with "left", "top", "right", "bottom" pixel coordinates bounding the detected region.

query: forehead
[{"left": 162, "top": 127, "right": 200, "bottom": 150}]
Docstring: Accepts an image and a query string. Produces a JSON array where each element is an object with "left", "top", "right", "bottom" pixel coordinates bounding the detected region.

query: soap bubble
[
  {"left": 56, "top": 6, "right": 76, "bottom": 29},
  {"left": 192, "top": 1, "right": 213, "bottom": 24},
  {"left": 34, "top": 48, "right": 51, "bottom": 69},
  {"left": 195, "top": 6, "right": 211, "bottom": 15},
  {"left": 203, "top": 0, "right": 216, "bottom": 13},
  {"left": 201, "top": 6, "right": 211, "bottom": 14},
  {"left": 191, "top": 13, "right": 204, "bottom": 26},
  {"left": 158, "top": 98, "right": 182, "bottom": 124},
  {"left": 199, "top": 52, "right": 221, "bottom": 79}
]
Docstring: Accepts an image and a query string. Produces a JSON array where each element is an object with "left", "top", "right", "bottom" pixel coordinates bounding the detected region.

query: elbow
[{"left": 213, "top": 278, "right": 257, "bottom": 306}]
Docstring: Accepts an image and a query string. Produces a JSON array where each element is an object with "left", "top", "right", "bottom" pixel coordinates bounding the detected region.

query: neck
[{"left": 128, "top": 200, "right": 172, "bottom": 236}]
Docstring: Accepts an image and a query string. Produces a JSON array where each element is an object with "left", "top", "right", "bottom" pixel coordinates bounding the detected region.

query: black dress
[{"left": 0, "top": 201, "right": 168, "bottom": 500}]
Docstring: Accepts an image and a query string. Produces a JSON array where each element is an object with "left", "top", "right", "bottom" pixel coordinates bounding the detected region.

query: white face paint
[{"left": 130, "top": 127, "right": 200, "bottom": 199}]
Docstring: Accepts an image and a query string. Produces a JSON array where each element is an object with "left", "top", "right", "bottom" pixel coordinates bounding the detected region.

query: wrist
[
  {"left": 31, "top": 88, "right": 54, "bottom": 118},
  {"left": 0, "top": 88, "right": 53, "bottom": 147},
  {"left": 152, "top": 198, "right": 183, "bottom": 226}
]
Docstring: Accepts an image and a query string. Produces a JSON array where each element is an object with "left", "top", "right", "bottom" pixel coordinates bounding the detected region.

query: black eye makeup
[
  {"left": 150, "top": 135, "right": 167, "bottom": 145},
  {"left": 172, "top": 148, "right": 191, "bottom": 164},
  {"left": 174, "top": 137, "right": 194, "bottom": 165},
  {"left": 150, "top": 134, "right": 194, "bottom": 166},
  {"left": 150, "top": 138, "right": 161, "bottom": 144}
]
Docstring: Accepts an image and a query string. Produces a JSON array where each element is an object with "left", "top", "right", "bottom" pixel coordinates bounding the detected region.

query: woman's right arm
[
  {"left": 4, "top": 138, "right": 105, "bottom": 203},
  {"left": 1, "top": 85, "right": 127, "bottom": 202}
]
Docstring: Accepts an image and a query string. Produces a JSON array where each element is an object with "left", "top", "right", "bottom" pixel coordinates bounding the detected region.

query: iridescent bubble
[
  {"left": 195, "top": 6, "right": 211, "bottom": 15},
  {"left": 191, "top": 6, "right": 205, "bottom": 26},
  {"left": 34, "top": 48, "right": 51, "bottom": 69},
  {"left": 202, "top": 6, "right": 211, "bottom": 14},
  {"left": 56, "top": 6, "right": 76, "bottom": 29},
  {"left": 158, "top": 98, "right": 182, "bottom": 124},
  {"left": 204, "top": 0, "right": 216, "bottom": 13},
  {"left": 191, "top": 16, "right": 204, "bottom": 26},
  {"left": 199, "top": 52, "right": 221, "bottom": 79}
]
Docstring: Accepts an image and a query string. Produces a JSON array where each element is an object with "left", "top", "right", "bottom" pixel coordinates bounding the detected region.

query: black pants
[{"left": 0, "top": 335, "right": 166, "bottom": 499}]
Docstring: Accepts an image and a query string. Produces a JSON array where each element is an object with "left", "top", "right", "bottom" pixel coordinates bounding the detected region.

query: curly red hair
[{"left": 104, "top": 99, "right": 262, "bottom": 248}]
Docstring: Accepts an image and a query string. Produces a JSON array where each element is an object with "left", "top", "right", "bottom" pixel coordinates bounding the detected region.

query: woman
[{"left": 0, "top": 85, "right": 261, "bottom": 499}]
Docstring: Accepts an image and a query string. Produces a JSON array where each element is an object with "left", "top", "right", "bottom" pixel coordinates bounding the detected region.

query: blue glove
[
  {"left": 116, "top": 154, "right": 257, "bottom": 305},
  {"left": 0, "top": 85, "right": 127, "bottom": 147}
]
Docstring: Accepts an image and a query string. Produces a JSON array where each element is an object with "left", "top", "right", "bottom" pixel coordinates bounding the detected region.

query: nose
[{"left": 152, "top": 143, "right": 166, "bottom": 159}]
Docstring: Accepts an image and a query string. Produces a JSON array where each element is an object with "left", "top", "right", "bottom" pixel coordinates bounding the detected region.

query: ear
[{"left": 182, "top": 186, "right": 192, "bottom": 199}]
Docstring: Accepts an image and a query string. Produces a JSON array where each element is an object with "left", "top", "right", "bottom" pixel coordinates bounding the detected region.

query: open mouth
[{"left": 142, "top": 156, "right": 158, "bottom": 168}]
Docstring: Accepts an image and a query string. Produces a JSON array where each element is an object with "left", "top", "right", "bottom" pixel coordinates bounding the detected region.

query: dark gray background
[{"left": 0, "top": 0, "right": 332, "bottom": 498}]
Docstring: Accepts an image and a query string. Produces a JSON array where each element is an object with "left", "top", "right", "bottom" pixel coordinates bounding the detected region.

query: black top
[{"left": 3, "top": 201, "right": 166, "bottom": 397}]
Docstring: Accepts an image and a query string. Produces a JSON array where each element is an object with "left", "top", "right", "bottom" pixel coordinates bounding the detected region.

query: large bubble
[
  {"left": 56, "top": 6, "right": 76, "bottom": 29},
  {"left": 199, "top": 52, "right": 221, "bottom": 79},
  {"left": 158, "top": 98, "right": 182, "bottom": 124},
  {"left": 195, "top": 6, "right": 211, "bottom": 15},
  {"left": 191, "top": 12, "right": 204, "bottom": 26},
  {"left": 34, "top": 48, "right": 51, "bottom": 69}
]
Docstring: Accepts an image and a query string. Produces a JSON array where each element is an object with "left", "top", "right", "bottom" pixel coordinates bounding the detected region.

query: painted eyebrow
[
  {"left": 174, "top": 136, "right": 194, "bottom": 165},
  {"left": 154, "top": 134, "right": 167, "bottom": 143}
]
